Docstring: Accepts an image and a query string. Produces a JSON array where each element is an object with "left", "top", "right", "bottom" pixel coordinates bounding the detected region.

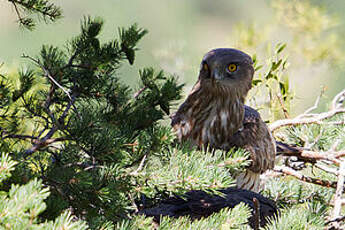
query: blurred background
[{"left": 1, "top": 0, "right": 344, "bottom": 117}]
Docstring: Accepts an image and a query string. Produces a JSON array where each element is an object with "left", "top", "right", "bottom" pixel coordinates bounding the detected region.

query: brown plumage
[{"left": 171, "top": 48, "right": 276, "bottom": 192}]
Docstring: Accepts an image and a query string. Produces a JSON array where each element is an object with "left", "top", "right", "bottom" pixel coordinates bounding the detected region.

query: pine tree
[
  {"left": 1, "top": 1, "right": 345, "bottom": 229},
  {"left": 0, "top": 11, "right": 186, "bottom": 227}
]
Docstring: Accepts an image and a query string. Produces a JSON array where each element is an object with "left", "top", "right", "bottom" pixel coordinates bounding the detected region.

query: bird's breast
[{"left": 174, "top": 101, "right": 244, "bottom": 150}]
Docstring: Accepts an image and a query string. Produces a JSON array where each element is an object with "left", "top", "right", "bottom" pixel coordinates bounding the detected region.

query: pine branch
[
  {"left": 21, "top": 54, "right": 72, "bottom": 101},
  {"left": 8, "top": 0, "right": 62, "bottom": 30},
  {"left": 21, "top": 94, "right": 76, "bottom": 157},
  {"left": 2, "top": 132, "right": 66, "bottom": 144},
  {"left": 24, "top": 126, "right": 57, "bottom": 157},
  {"left": 133, "top": 86, "right": 148, "bottom": 99}
]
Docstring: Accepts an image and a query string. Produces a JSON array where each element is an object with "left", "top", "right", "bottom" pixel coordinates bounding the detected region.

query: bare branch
[
  {"left": 277, "top": 142, "right": 341, "bottom": 165},
  {"left": 270, "top": 108, "right": 345, "bottom": 132},
  {"left": 274, "top": 166, "right": 337, "bottom": 188},
  {"left": 332, "top": 88, "right": 345, "bottom": 110},
  {"left": 326, "top": 215, "right": 345, "bottom": 226},
  {"left": 270, "top": 88, "right": 345, "bottom": 132},
  {"left": 299, "top": 87, "right": 325, "bottom": 117},
  {"left": 335, "top": 152, "right": 345, "bottom": 159},
  {"left": 332, "top": 162, "right": 345, "bottom": 221},
  {"left": 252, "top": 198, "right": 260, "bottom": 230}
]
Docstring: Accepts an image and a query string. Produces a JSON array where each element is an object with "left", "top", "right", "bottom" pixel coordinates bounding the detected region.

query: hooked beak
[{"left": 213, "top": 69, "right": 223, "bottom": 80}]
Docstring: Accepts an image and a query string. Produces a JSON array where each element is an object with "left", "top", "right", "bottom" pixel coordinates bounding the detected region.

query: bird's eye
[
  {"left": 228, "top": 63, "right": 237, "bottom": 72},
  {"left": 203, "top": 63, "right": 209, "bottom": 71}
]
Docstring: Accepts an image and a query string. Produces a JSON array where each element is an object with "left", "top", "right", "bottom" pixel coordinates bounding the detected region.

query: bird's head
[{"left": 198, "top": 48, "right": 254, "bottom": 97}]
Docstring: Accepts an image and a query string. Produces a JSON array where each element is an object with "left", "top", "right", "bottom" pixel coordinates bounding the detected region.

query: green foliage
[
  {"left": 0, "top": 153, "right": 17, "bottom": 184},
  {"left": 158, "top": 204, "right": 251, "bottom": 230},
  {"left": 134, "top": 146, "right": 250, "bottom": 201},
  {"left": 232, "top": 0, "right": 344, "bottom": 121},
  {"left": 6, "top": 0, "right": 62, "bottom": 30},
  {"left": 272, "top": 0, "right": 342, "bottom": 64},
  {"left": 119, "top": 24, "right": 148, "bottom": 65},
  {"left": 250, "top": 43, "right": 292, "bottom": 121},
  {"left": 0, "top": 154, "right": 88, "bottom": 230},
  {"left": 0, "top": 15, "right": 184, "bottom": 228},
  {"left": 261, "top": 176, "right": 334, "bottom": 230},
  {"left": 117, "top": 203, "right": 251, "bottom": 230},
  {"left": 265, "top": 206, "right": 325, "bottom": 230}
]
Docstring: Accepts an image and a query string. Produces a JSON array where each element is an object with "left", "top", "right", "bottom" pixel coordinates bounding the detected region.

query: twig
[
  {"left": 335, "top": 152, "right": 345, "bottom": 159},
  {"left": 332, "top": 88, "right": 345, "bottom": 110},
  {"left": 270, "top": 88, "right": 345, "bottom": 132},
  {"left": 24, "top": 126, "right": 58, "bottom": 157},
  {"left": 2, "top": 133, "right": 37, "bottom": 140},
  {"left": 314, "top": 163, "right": 338, "bottom": 176},
  {"left": 2, "top": 133, "right": 66, "bottom": 144},
  {"left": 134, "top": 86, "right": 148, "bottom": 99},
  {"left": 130, "top": 155, "right": 147, "bottom": 176},
  {"left": 332, "top": 162, "right": 345, "bottom": 225},
  {"left": 59, "top": 93, "right": 78, "bottom": 122},
  {"left": 9, "top": 0, "right": 61, "bottom": 20},
  {"left": 276, "top": 94, "right": 289, "bottom": 119},
  {"left": 252, "top": 198, "right": 260, "bottom": 230},
  {"left": 10, "top": 0, "right": 25, "bottom": 25},
  {"left": 299, "top": 87, "right": 325, "bottom": 117},
  {"left": 274, "top": 166, "right": 337, "bottom": 188},
  {"left": 22, "top": 54, "right": 72, "bottom": 101},
  {"left": 301, "top": 151, "right": 341, "bottom": 165},
  {"left": 22, "top": 54, "right": 80, "bottom": 120},
  {"left": 129, "top": 193, "right": 139, "bottom": 213}
]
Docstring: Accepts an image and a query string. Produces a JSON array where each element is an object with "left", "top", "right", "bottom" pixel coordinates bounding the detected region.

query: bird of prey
[{"left": 171, "top": 48, "right": 276, "bottom": 192}]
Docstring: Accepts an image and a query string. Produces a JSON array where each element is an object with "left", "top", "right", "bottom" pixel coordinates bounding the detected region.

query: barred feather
[{"left": 236, "top": 170, "right": 261, "bottom": 192}]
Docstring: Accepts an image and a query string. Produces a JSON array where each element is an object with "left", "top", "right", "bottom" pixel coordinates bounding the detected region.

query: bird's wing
[
  {"left": 228, "top": 105, "right": 276, "bottom": 173},
  {"left": 243, "top": 105, "right": 261, "bottom": 124}
]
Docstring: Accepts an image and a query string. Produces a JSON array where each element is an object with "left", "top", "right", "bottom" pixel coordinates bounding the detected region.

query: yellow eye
[
  {"left": 203, "top": 63, "right": 209, "bottom": 71},
  {"left": 228, "top": 63, "right": 237, "bottom": 72}
]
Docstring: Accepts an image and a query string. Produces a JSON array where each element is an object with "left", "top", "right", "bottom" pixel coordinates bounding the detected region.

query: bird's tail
[
  {"left": 236, "top": 170, "right": 261, "bottom": 192},
  {"left": 276, "top": 141, "right": 316, "bottom": 164},
  {"left": 276, "top": 141, "right": 304, "bottom": 155}
]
